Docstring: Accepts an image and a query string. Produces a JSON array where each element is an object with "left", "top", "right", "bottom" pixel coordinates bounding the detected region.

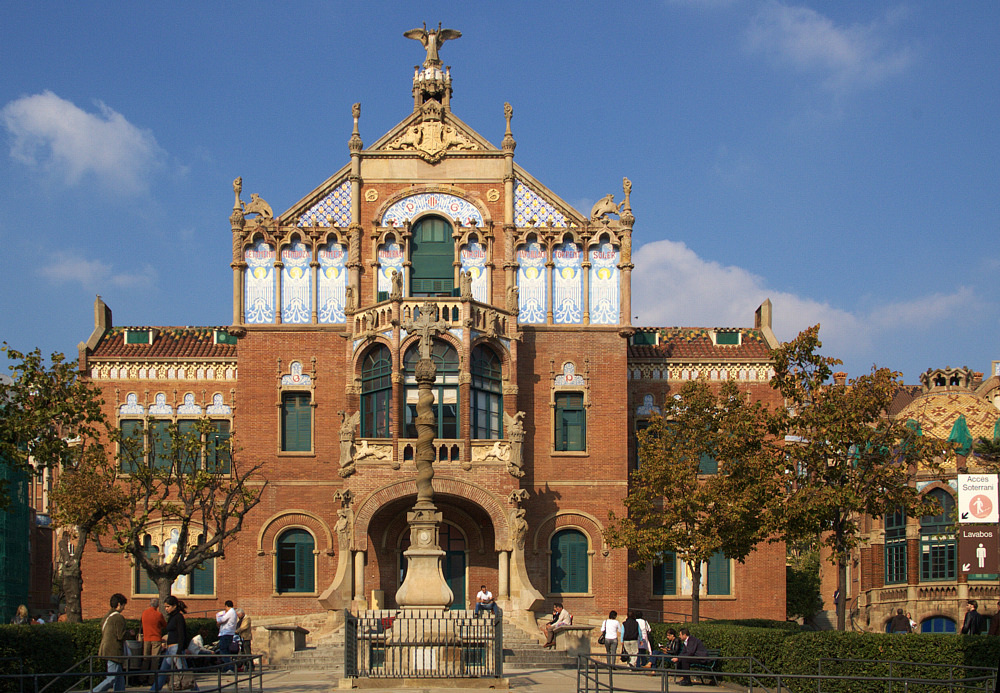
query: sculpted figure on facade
[
  {"left": 589, "top": 194, "right": 620, "bottom": 221},
  {"left": 460, "top": 270, "right": 473, "bottom": 301},
  {"left": 390, "top": 269, "right": 403, "bottom": 301},
  {"left": 504, "top": 410, "right": 526, "bottom": 478},
  {"left": 335, "top": 508, "right": 352, "bottom": 551},
  {"left": 511, "top": 508, "right": 528, "bottom": 551},
  {"left": 404, "top": 22, "right": 462, "bottom": 69},
  {"left": 506, "top": 284, "right": 519, "bottom": 314},
  {"left": 243, "top": 193, "right": 274, "bottom": 222},
  {"left": 338, "top": 411, "right": 360, "bottom": 477}
]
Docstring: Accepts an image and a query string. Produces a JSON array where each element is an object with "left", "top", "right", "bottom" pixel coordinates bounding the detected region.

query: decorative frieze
[
  {"left": 90, "top": 361, "right": 238, "bottom": 382},
  {"left": 627, "top": 363, "right": 774, "bottom": 383}
]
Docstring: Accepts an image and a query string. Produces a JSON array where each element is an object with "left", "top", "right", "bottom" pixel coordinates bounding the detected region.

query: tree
[
  {"left": 770, "top": 326, "right": 947, "bottom": 631},
  {"left": 96, "top": 419, "right": 267, "bottom": 607},
  {"left": 786, "top": 548, "right": 823, "bottom": 626},
  {"left": 604, "top": 379, "right": 782, "bottom": 623},
  {"left": 0, "top": 346, "right": 127, "bottom": 622}
]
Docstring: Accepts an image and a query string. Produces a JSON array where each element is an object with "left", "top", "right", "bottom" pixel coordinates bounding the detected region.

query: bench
[{"left": 688, "top": 648, "right": 721, "bottom": 686}]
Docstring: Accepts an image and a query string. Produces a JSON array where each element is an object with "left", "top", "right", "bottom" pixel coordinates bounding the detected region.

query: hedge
[{"left": 649, "top": 621, "right": 1000, "bottom": 692}]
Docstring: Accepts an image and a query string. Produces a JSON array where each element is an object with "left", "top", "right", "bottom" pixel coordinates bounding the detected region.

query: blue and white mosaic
[
  {"left": 244, "top": 239, "right": 276, "bottom": 324},
  {"left": 177, "top": 393, "right": 202, "bottom": 416},
  {"left": 281, "top": 241, "right": 311, "bottom": 324},
  {"left": 514, "top": 180, "right": 567, "bottom": 227},
  {"left": 555, "top": 362, "right": 585, "bottom": 387},
  {"left": 206, "top": 393, "right": 232, "bottom": 416},
  {"left": 460, "top": 240, "right": 488, "bottom": 302},
  {"left": 382, "top": 193, "right": 483, "bottom": 227},
  {"left": 516, "top": 240, "right": 546, "bottom": 324},
  {"left": 552, "top": 240, "right": 582, "bottom": 324},
  {"left": 589, "top": 241, "right": 620, "bottom": 325},
  {"left": 636, "top": 394, "right": 661, "bottom": 417},
  {"left": 281, "top": 361, "right": 312, "bottom": 388},
  {"left": 318, "top": 241, "right": 347, "bottom": 324},
  {"left": 378, "top": 240, "right": 404, "bottom": 295},
  {"left": 298, "top": 180, "right": 352, "bottom": 227},
  {"left": 149, "top": 393, "right": 172, "bottom": 416},
  {"left": 119, "top": 393, "right": 144, "bottom": 417}
]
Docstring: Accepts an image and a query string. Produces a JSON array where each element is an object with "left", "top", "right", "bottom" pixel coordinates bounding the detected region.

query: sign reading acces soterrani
[{"left": 957, "top": 474, "right": 999, "bottom": 524}]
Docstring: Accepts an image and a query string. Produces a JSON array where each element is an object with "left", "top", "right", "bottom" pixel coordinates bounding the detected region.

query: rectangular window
[
  {"left": 920, "top": 535, "right": 956, "bottom": 581},
  {"left": 189, "top": 535, "right": 215, "bottom": 595},
  {"left": 120, "top": 420, "right": 144, "bottom": 473},
  {"left": 149, "top": 420, "right": 172, "bottom": 470},
  {"left": 281, "top": 392, "right": 311, "bottom": 452},
  {"left": 706, "top": 551, "right": 731, "bottom": 595},
  {"left": 698, "top": 452, "right": 718, "bottom": 475},
  {"left": 884, "top": 509, "right": 907, "bottom": 584},
  {"left": 634, "top": 420, "right": 650, "bottom": 470},
  {"left": 207, "top": 421, "right": 231, "bottom": 473},
  {"left": 363, "top": 389, "right": 391, "bottom": 438},
  {"left": 134, "top": 539, "right": 158, "bottom": 595},
  {"left": 555, "top": 392, "right": 586, "bottom": 451},
  {"left": 653, "top": 553, "right": 676, "bottom": 596}
]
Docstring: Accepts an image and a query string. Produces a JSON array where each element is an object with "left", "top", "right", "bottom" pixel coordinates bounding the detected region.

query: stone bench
[
  {"left": 552, "top": 625, "right": 594, "bottom": 656},
  {"left": 264, "top": 625, "right": 310, "bottom": 665}
]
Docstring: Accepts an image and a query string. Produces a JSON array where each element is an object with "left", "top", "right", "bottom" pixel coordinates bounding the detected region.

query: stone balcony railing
[{"left": 351, "top": 298, "right": 518, "bottom": 342}]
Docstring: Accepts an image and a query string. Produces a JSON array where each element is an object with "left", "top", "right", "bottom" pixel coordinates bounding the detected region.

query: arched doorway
[{"left": 400, "top": 522, "right": 467, "bottom": 610}]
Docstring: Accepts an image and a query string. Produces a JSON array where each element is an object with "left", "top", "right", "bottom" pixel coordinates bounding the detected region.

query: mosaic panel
[
  {"left": 555, "top": 362, "right": 585, "bottom": 387},
  {"left": 514, "top": 180, "right": 567, "bottom": 227},
  {"left": 382, "top": 193, "right": 483, "bottom": 227},
  {"left": 298, "top": 180, "right": 352, "bottom": 227},
  {"left": 552, "top": 240, "right": 582, "bottom": 324},
  {"left": 206, "top": 393, "right": 232, "bottom": 416},
  {"left": 119, "top": 393, "right": 144, "bottom": 416},
  {"left": 516, "top": 241, "right": 546, "bottom": 324},
  {"left": 589, "top": 241, "right": 620, "bottom": 325},
  {"left": 281, "top": 361, "right": 312, "bottom": 388},
  {"left": 177, "top": 393, "right": 202, "bottom": 416},
  {"left": 318, "top": 241, "right": 347, "bottom": 324},
  {"left": 244, "top": 239, "right": 275, "bottom": 324},
  {"left": 281, "top": 241, "right": 311, "bottom": 324},
  {"left": 459, "top": 240, "right": 488, "bottom": 302},
  {"left": 377, "top": 240, "right": 404, "bottom": 295},
  {"left": 637, "top": 394, "right": 661, "bottom": 417},
  {"left": 149, "top": 393, "right": 172, "bottom": 416}
]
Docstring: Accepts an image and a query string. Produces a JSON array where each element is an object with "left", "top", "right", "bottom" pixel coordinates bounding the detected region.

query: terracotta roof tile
[
  {"left": 628, "top": 328, "right": 772, "bottom": 360},
  {"left": 90, "top": 327, "right": 237, "bottom": 359}
]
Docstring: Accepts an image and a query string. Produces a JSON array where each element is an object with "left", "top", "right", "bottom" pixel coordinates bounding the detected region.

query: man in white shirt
[
  {"left": 216, "top": 600, "right": 238, "bottom": 670},
  {"left": 541, "top": 603, "right": 572, "bottom": 648},
  {"left": 474, "top": 585, "right": 497, "bottom": 616}
]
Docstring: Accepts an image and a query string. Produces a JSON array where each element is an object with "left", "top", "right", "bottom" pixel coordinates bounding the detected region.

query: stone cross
[{"left": 403, "top": 302, "right": 451, "bottom": 361}]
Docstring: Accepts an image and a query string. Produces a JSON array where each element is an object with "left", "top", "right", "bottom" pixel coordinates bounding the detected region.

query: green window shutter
[
  {"left": 176, "top": 420, "right": 199, "bottom": 474},
  {"left": 208, "top": 421, "right": 231, "bottom": 473},
  {"left": 120, "top": 420, "right": 144, "bottom": 472},
  {"left": 410, "top": 216, "right": 454, "bottom": 296},
  {"left": 135, "top": 536, "right": 158, "bottom": 595},
  {"left": 282, "top": 393, "right": 311, "bottom": 452},
  {"left": 707, "top": 551, "right": 730, "bottom": 595},
  {"left": 551, "top": 530, "right": 588, "bottom": 593},
  {"left": 555, "top": 393, "right": 586, "bottom": 451},
  {"left": 296, "top": 542, "right": 315, "bottom": 592},
  {"left": 189, "top": 535, "right": 215, "bottom": 595},
  {"left": 149, "top": 420, "right": 172, "bottom": 470},
  {"left": 698, "top": 452, "right": 718, "bottom": 475},
  {"left": 277, "top": 529, "right": 315, "bottom": 593},
  {"left": 653, "top": 553, "right": 676, "bottom": 595}
]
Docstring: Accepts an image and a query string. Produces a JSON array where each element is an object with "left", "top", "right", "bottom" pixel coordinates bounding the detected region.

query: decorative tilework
[
  {"left": 377, "top": 240, "right": 404, "bottom": 295},
  {"left": 637, "top": 394, "right": 661, "bottom": 417},
  {"left": 298, "top": 180, "right": 352, "bottom": 227},
  {"left": 149, "top": 393, "right": 172, "bottom": 416},
  {"left": 318, "top": 241, "right": 347, "bottom": 324},
  {"left": 552, "top": 241, "right": 582, "bottom": 324},
  {"left": 120, "top": 393, "right": 144, "bottom": 417},
  {"left": 382, "top": 193, "right": 483, "bottom": 227},
  {"left": 281, "top": 361, "right": 312, "bottom": 388},
  {"left": 555, "top": 362, "right": 584, "bottom": 387},
  {"left": 459, "top": 241, "right": 488, "bottom": 302},
  {"left": 516, "top": 241, "right": 546, "bottom": 324},
  {"left": 514, "top": 180, "right": 567, "bottom": 227},
  {"left": 177, "top": 393, "right": 202, "bottom": 416},
  {"left": 589, "top": 241, "right": 620, "bottom": 325},
  {"left": 281, "top": 241, "right": 311, "bottom": 324},
  {"left": 206, "top": 394, "right": 232, "bottom": 416},
  {"left": 245, "top": 240, "right": 275, "bottom": 324}
]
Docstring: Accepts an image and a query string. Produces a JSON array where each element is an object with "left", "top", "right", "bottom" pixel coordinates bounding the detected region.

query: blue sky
[{"left": 1, "top": 1, "right": 997, "bottom": 383}]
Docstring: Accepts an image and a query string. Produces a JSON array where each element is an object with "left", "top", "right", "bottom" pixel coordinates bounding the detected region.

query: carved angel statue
[
  {"left": 589, "top": 194, "right": 620, "bottom": 221},
  {"left": 504, "top": 410, "right": 526, "bottom": 478},
  {"left": 338, "top": 411, "right": 360, "bottom": 478},
  {"left": 404, "top": 22, "right": 462, "bottom": 69}
]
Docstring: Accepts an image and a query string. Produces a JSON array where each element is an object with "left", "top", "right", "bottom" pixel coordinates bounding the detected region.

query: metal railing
[
  {"left": 344, "top": 608, "right": 502, "bottom": 679},
  {"left": 0, "top": 653, "right": 262, "bottom": 693},
  {"left": 576, "top": 653, "right": 997, "bottom": 693}
]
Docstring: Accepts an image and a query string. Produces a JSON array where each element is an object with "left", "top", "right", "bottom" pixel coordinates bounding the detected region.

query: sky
[{"left": 1, "top": 1, "right": 997, "bottom": 383}]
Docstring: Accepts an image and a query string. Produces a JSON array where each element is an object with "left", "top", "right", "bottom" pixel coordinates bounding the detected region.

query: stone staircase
[{"left": 280, "top": 619, "right": 577, "bottom": 673}]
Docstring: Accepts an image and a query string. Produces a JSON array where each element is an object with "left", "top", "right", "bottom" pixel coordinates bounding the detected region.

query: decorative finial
[
  {"left": 233, "top": 177, "right": 242, "bottom": 210},
  {"left": 404, "top": 22, "right": 462, "bottom": 70},
  {"left": 622, "top": 177, "right": 632, "bottom": 213},
  {"left": 349, "top": 103, "right": 363, "bottom": 152},
  {"left": 502, "top": 102, "right": 516, "bottom": 153}
]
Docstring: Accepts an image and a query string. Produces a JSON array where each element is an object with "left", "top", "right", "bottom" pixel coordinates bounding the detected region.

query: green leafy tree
[
  {"left": 0, "top": 345, "right": 128, "bottom": 622},
  {"left": 770, "top": 326, "right": 947, "bottom": 631},
  {"left": 786, "top": 549, "right": 823, "bottom": 626},
  {"left": 604, "top": 379, "right": 782, "bottom": 623},
  {"left": 97, "top": 420, "right": 267, "bottom": 607},
  {"left": 973, "top": 436, "right": 1000, "bottom": 471}
]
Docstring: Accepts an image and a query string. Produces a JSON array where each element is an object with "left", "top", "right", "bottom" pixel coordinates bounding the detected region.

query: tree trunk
[
  {"left": 60, "top": 529, "right": 87, "bottom": 623},
  {"left": 690, "top": 561, "right": 702, "bottom": 624},
  {"left": 837, "top": 558, "right": 847, "bottom": 631},
  {"left": 156, "top": 575, "right": 175, "bottom": 611}
]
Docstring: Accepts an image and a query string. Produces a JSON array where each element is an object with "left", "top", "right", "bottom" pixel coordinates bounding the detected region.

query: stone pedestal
[{"left": 395, "top": 507, "right": 454, "bottom": 609}]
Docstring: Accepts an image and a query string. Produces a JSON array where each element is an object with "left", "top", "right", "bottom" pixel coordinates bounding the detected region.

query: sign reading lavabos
[
  {"left": 957, "top": 474, "right": 999, "bottom": 524},
  {"left": 959, "top": 524, "right": 1000, "bottom": 574}
]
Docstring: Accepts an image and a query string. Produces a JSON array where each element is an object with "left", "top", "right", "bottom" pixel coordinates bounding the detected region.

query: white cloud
[
  {"left": 631, "top": 238, "right": 975, "bottom": 364},
  {"left": 39, "top": 252, "right": 157, "bottom": 291},
  {"left": 2, "top": 91, "right": 164, "bottom": 193},
  {"left": 745, "top": 2, "right": 914, "bottom": 92}
]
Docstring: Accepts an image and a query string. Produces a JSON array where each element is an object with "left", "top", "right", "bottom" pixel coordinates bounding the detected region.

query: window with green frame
[
  {"left": 706, "top": 550, "right": 731, "bottom": 595},
  {"left": 281, "top": 392, "right": 311, "bottom": 452},
  {"left": 920, "top": 488, "right": 956, "bottom": 581},
  {"left": 698, "top": 451, "right": 718, "bottom": 475},
  {"left": 149, "top": 420, "right": 172, "bottom": 470},
  {"left": 188, "top": 533, "right": 214, "bottom": 595},
  {"left": 652, "top": 552, "right": 676, "bottom": 595},
  {"left": 404, "top": 341, "right": 459, "bottom": 439},
  {"left": 884, "top": 508, "right": 907, "bottom": 584},
  {"left": 554, "top": 392, "right": 586, "bottom": 451},
  {"left": 276, "top": 528, "right": 315, "bottom": 593},
  {"left": 550, "top": 529, "right": 588, "bottom": 593},
  {"left": 410, "top": 216, "right": 454, "bottom": 296},
  {"left": 471, "top": 345, "right": 502, "bottom": 439},
  {"left": 206, "top": 421, "right": 231, "bottom": 473},
  {"left": 134, "top": 534, "right": 158, "bottom": 595},
  {"left": 361, "top": 345, "right": 392, "bottom": 438},
  {"left": 120, "top": 419, "right": 144, "bottom": 472}
]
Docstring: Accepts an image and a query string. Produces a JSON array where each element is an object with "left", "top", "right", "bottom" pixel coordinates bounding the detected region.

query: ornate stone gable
[{"left": 383, "top": 101, "right": 482, "bottom": 163}]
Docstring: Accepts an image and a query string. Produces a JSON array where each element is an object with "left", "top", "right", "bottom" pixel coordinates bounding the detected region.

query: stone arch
[
  {"left": 376, "top": 188, "right": 493, "bottom": 229},
  {"left": 354, "top": 477, "right": 510, "bottom": 551},
  {"left": 256, "top": 509, "right": 334, "bottom": 556},
  {"left": 530, "top": 509, "right": 608, "bottom": 556}
]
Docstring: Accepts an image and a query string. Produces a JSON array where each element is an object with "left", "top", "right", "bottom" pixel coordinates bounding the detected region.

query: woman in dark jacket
[{"left": 153, "top": 596, "right": 194, "bottom": 692}]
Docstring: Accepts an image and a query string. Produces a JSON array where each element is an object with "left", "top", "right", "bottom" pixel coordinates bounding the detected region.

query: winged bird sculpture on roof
[{"left": 404, "top": 22, "right": 462, "bottom": 69}]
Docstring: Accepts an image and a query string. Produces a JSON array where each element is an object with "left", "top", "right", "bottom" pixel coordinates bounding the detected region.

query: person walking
[
  {"left": 635, "top": 610, "right": 652, "bottom": 667},
  {"left": 599, "top": 610, "right": 623, "bottom": 666},
  {"left": 621, "top": 610, "right": 640, "bottom": 668},
  {"left": 889, "top": 608, "right": 911, "bottom": 633},
  {"left": 215, "top": 600, "right": 238, "bottom": 671},
  {"left": 152, "top": 596, "right": 195, "bottom": 692},
  {"left": 141, "top": 598, "right": 167, "bottom": 682},
  {"left": 94, "top": 593, "right": 128, "bottom": 693}
]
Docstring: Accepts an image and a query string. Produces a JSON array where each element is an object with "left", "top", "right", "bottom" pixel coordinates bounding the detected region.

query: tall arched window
[
  {"left": 135, "top": 534, "right": 159, "bottom": 595},
  {"left": 404, "top": 340, "right": 459, "bottom": 439},
  {"left": 550, "top": 529, "right": 588, "bottom": 594},
  {"left": 884, "top": 508, "right": 907, "bottom": 584},
  {"left": 276, "top": 528, "right": 315, "bottom": 594},
  {"left": 410, "top": 216, "right": 454, "bottom": 296},
  {"left": 920, "top": 488, "right": 955, "bottom": 581},
  {"left": 471, "top": 345, "right": 502, "bottom": 439},
  {"left": 361, "top": 345, "right": 392, "bottom": 438}
]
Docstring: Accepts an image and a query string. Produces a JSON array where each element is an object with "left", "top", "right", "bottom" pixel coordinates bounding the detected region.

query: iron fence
[{"left": 344, "top": 609, "right": 502, "bottom": 679}]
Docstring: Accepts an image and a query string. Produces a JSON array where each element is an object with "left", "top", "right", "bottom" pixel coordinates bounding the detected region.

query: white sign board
[{"left": 958, "top": 474, "right": 999, "bottom": 524}]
